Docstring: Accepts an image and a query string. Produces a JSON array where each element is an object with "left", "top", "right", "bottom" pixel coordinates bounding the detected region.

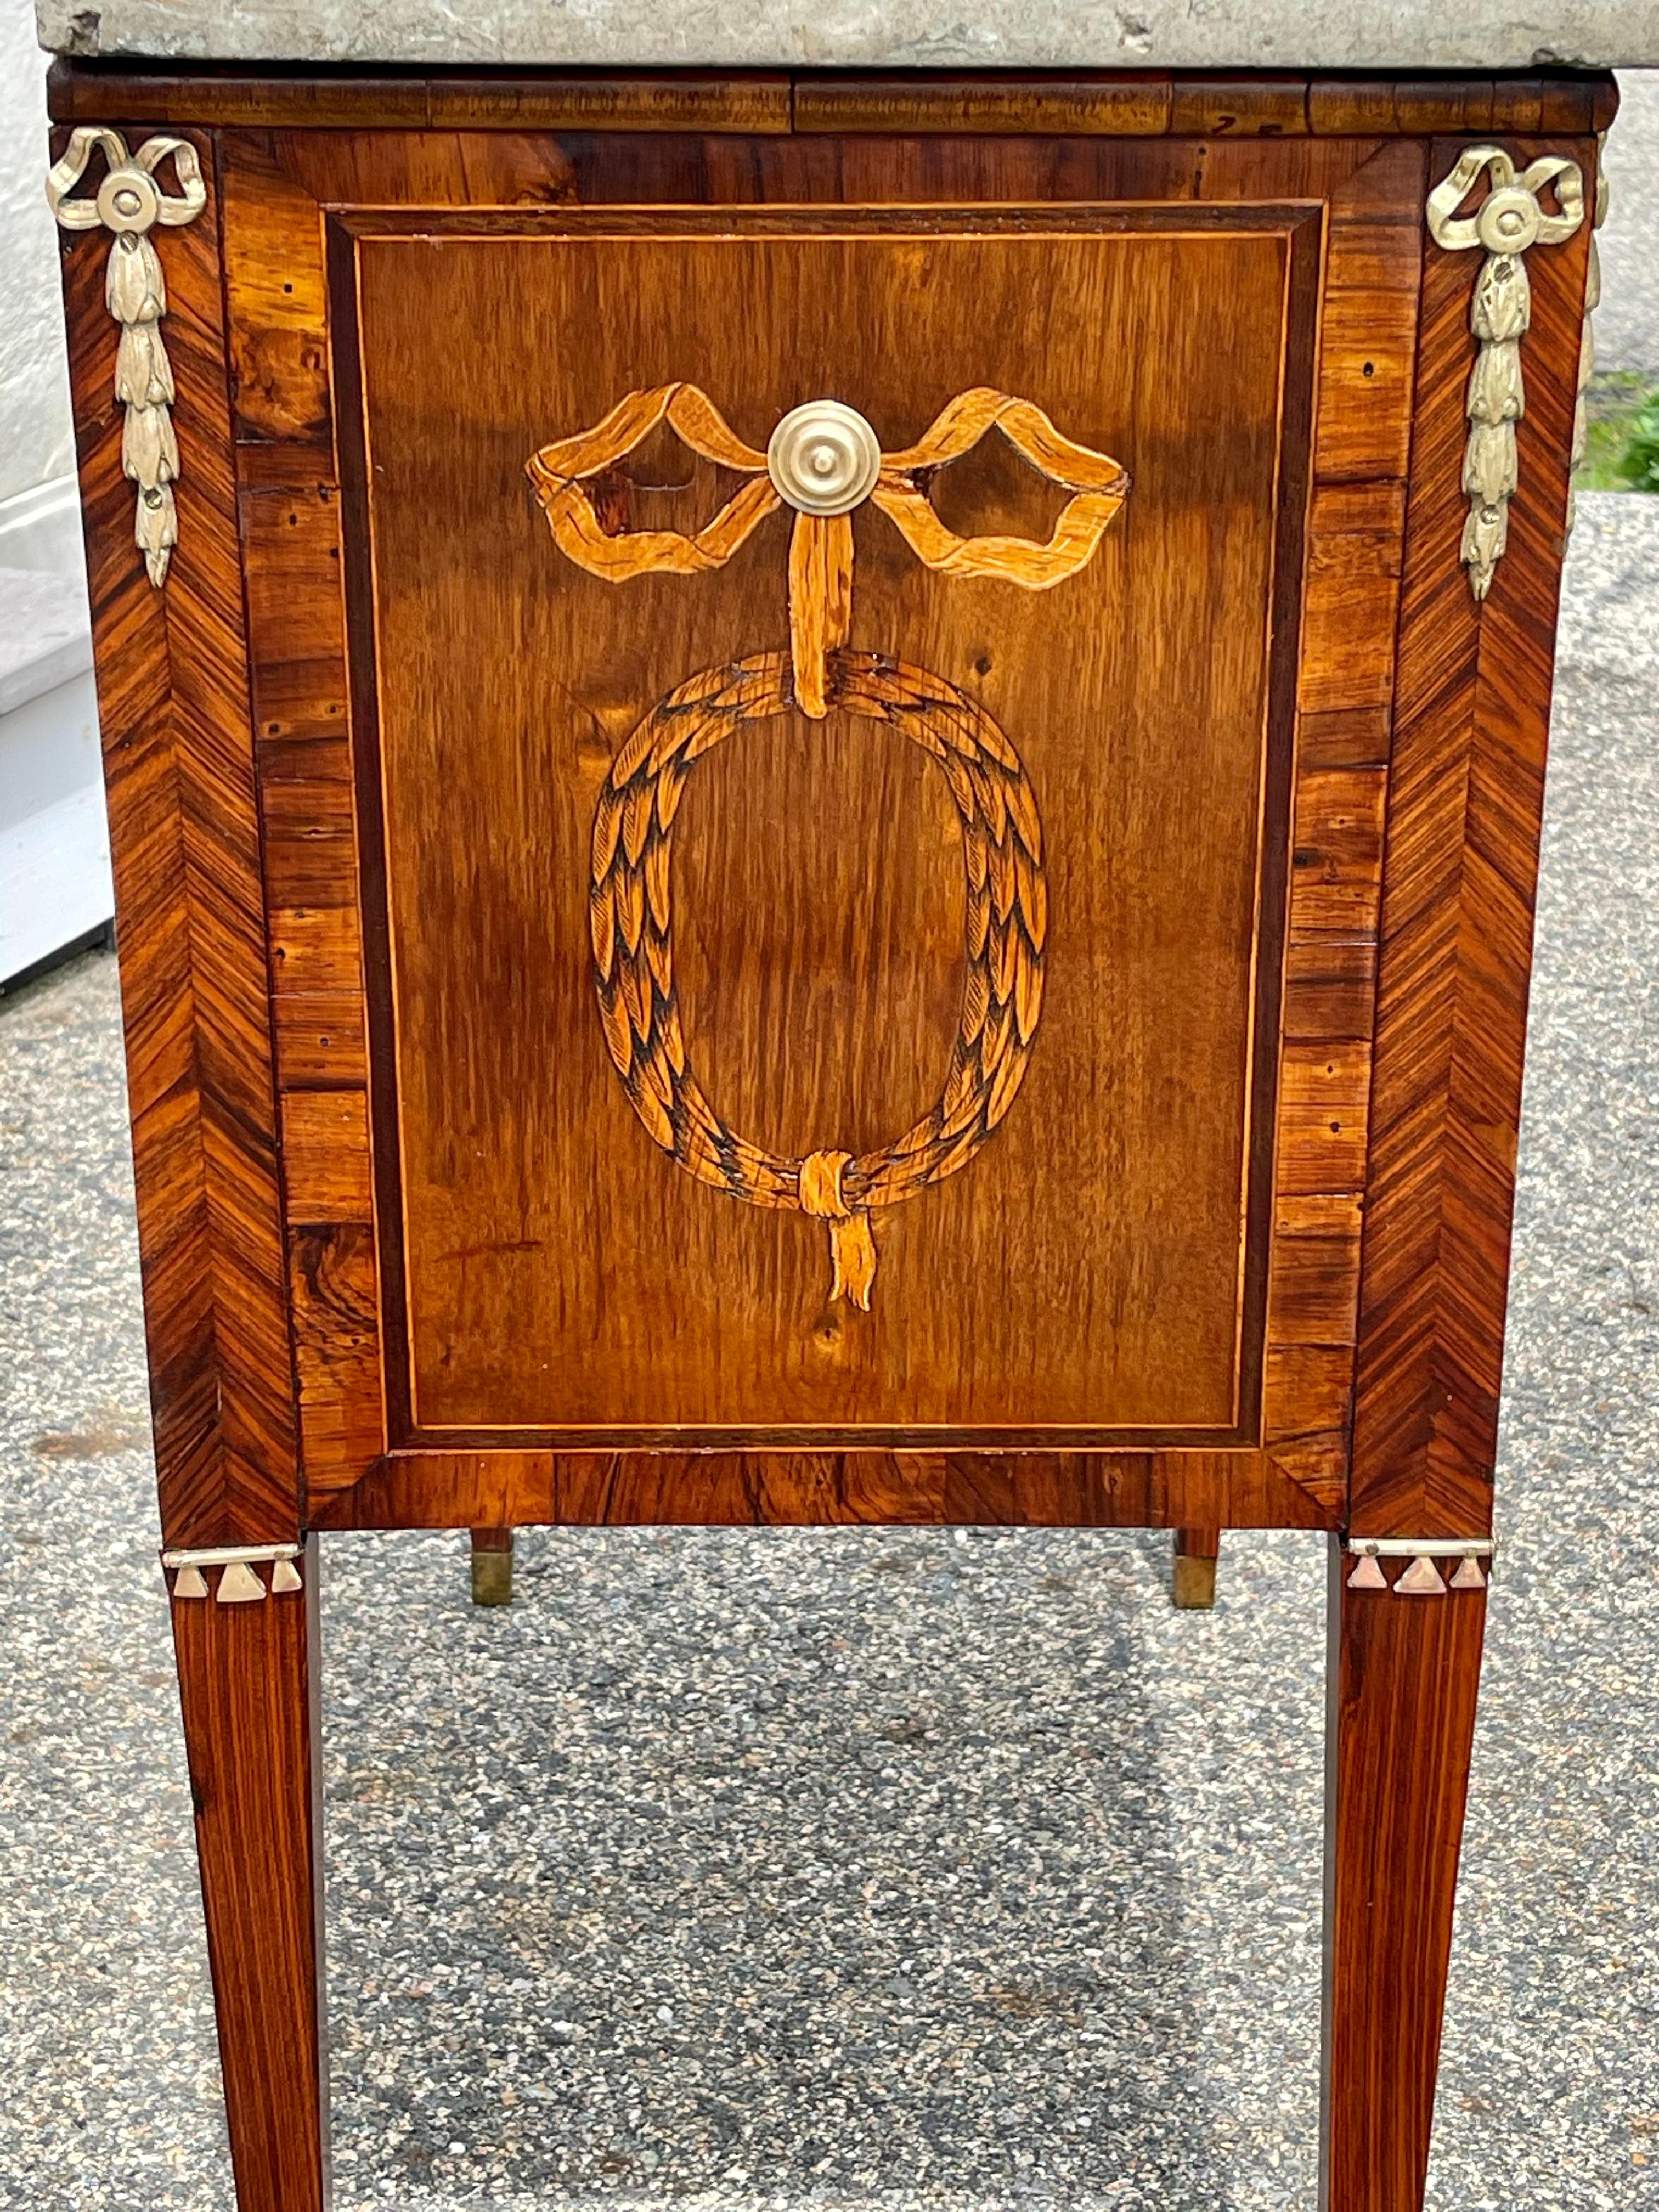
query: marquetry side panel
[
  {"left": 216, "top": 126, "right": 1452, "bottom": 1531},
  {"left": 1351, "top": 135, "right": 1596, "bottom": 1539},
  {"left": 59, "top": 134, "right": 300, "bottom": 1549}
]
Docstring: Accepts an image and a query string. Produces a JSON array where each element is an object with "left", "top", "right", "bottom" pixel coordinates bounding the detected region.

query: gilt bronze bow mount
[
  {"left": 46, "top": 128, "right": 208, "bottom": 587},
  {"left": 1425, "top": 146, "right": 1587, "bottom": 600},
  {"left": 527, "top": 388, "right": 1129, "bottom": 1311}
]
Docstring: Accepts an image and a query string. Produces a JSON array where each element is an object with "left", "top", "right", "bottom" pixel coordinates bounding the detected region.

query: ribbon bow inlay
[
  {"left": 524, "top": 387, "right": 1128, "bottom": 1309},
  {"left": 527, "top": 385, "right": 1129, "bottom": 716}
]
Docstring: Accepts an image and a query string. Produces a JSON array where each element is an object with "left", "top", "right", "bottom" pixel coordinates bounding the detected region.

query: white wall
[
  {"left": 0, "top": 0, "right": 77, "bottom": 555},
  {"left": 0, "top": 0, "right": 104, "bottom": 986},
  {"left": 1598, "top": 69, "right": 1659, "bottom": 377}
]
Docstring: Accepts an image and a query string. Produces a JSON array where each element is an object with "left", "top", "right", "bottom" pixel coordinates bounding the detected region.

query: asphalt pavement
[{"left": 1, "top": 81, "right": 1656, "bottom": 2212}]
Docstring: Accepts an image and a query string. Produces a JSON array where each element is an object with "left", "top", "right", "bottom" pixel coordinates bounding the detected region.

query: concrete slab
[{"left": 32, "top": 0, "right": 1659, "bottom": 70}]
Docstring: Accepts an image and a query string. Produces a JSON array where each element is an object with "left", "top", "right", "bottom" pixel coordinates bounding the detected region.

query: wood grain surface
[
  {"left": 1323, "top": 1546, "right": 1488, "bottom": 2210},
  {"left": 315, "top": 1441, "right": 1333, "bottom": 1532},
  {"left": 57, "top": 129, "right": 300, "bottom": 1551},
  {"left": 170, "top": 1557, "right": 327, "bottom": 2212},
  {"left": 66, "top": 101, "right": 1598, "bottom": 1536},
  {"left": 1351, "top": 134, "right": 1596, "bottom": 1541},
  {"left": 348, "top": 213, "right": 1296, "bottom": 1443},
  {"left": 48, "top": 63, "right": 1617, "bottom": 138}
]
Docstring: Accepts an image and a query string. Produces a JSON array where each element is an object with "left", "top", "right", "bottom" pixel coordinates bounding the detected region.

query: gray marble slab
[{"left": 32, "top": 0, "right": 1659, "bottom": 71}]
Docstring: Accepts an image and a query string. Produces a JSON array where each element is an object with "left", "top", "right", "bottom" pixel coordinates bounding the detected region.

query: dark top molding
[{"left": 47, "top": 60, "right": 1619, "bottom": 137}]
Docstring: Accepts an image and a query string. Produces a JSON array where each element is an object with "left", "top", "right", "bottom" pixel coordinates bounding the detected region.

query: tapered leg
[
  {"left": 170, "top": 1538, "right": 328, "bottom": 2212},
  {"left": 1321, "top": 1539, "right": 1486, "bottom": 2211},
  {"left": 470, "top": 1525, "right": 515, "bottom": 1606},
  {"left": 1172, "top": 1525, "right": 1220, "bottom": 1609}
]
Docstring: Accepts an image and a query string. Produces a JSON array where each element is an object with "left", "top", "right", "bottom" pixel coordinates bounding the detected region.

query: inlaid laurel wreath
[{"left": 527, "top": 385, "right": 1128, "bottom": 1310}]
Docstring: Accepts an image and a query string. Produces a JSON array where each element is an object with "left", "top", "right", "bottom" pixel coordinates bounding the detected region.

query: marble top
[{"left": 33, "top": 0, "right": 1659, "bottom": 71}]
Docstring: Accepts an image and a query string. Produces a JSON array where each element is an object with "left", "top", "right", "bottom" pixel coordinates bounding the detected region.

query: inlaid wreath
[{"left": 527, "top": 385, "right": 1128, "bottom": 1308}]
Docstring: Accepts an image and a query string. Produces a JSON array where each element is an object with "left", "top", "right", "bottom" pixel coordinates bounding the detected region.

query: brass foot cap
[
  {"left": 470, "top": 1551, "right": 514, "bottom": 1607},
  {"left": 1172, "top": 1554, "right": 1218, "bottom": 1610}
]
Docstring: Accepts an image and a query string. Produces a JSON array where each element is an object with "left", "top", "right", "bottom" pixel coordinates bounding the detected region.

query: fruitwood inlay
[
  {"left": 528, "top": 378, "right": 1132, "bottom": 720},
  {"left": 575, "top": 650, "right": 1050, "bottom": 1313},
  {"left": 525, "top": 381, "right": 1130, "bottom": 1311}
]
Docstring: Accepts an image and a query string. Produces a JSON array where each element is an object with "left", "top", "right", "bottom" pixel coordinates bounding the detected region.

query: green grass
[{"left": 1575, "top": 371, "right": 1659, "bottom": 492}]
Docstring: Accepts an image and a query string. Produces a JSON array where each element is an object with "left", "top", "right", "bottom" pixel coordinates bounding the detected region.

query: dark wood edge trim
[
  {"left": 48, "top": 62, "right": 797, "bottom": 132},
  {"left": 323, "top": 213, "right": 415, "bottom": 1453},
  {"left": 382, "top": 1423, "right": 1268, "bottom": 1453},
  {"left": 331, "top": 203, "right": 1319, "bottom": 239},
  {"left": 1245, "top": 204, "right": 1325, "bottom": 1441},
  {"left": 48, "top": 60, "right": 1618, "bottom": 137},
  {"left": 797, "top": 69, "right": 1616, "bottom": 136},
  {"left": 308, "top": 1447, "right": 1342, "bottom": 1531}
]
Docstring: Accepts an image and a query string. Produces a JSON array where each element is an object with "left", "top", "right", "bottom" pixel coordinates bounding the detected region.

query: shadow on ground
[{"left": 322, "top": 1523, "right": 1242, "bottom": 2209}]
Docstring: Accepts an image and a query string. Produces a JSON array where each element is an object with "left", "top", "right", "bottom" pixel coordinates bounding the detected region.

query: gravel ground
[{"left": 3, "top": 493, "right": 1655, "bottom": 2212}]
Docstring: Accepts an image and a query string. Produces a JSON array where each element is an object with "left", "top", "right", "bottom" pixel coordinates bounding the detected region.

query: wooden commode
[{"left": 40, "top": 20, "right": 1638, "bottom": 2206}]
